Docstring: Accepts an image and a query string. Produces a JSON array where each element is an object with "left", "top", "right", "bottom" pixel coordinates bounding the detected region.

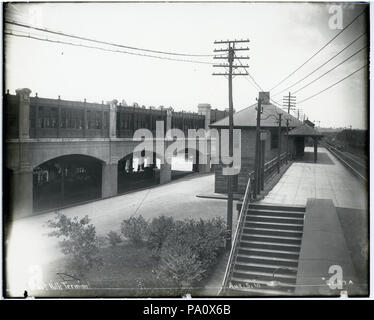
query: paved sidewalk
[{"left": 259, "top": 147, "right": 367, "bottom": 210}]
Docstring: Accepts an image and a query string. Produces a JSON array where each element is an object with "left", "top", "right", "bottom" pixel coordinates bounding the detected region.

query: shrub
[
  {"left": 172, "top": 217, "right": 226, "bottom": 270},
  {"left": 120, "top": 215, "right": 149, "bottom": 246},
  {"left": 157, "top": 239, "right": 205, "bottom": 288},
  {"left": 147, "top": 215, "right": 175, "bottom": 253},
  {"left": 107, "top": 231, "right": 122, "bottom": 247},
  {"left": 156, "top": 217, "right": 226, "bottom": 287},
  {"left": 46, "top": 213, "right": 101, "bottom": 276}
]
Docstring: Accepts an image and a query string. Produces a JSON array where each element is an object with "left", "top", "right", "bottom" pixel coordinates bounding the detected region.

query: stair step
[
  {"left": 243, "top": 227, "right": 303, "bottom": 237},
  {"left": 241, "top": 233, "right": 301, "bottom": 244},
  {"left": 236, "top": 254, "right": 299, "bottom": 267},
  {"left": 234, "top": 262, "right": 298, "bottom": 275},
  {"left": 246, "top": 214, "right": 304, "bottom": 221},
  {"left": 240, "top": 241, "right": 301, "bottom": 252},
  {"left": 225, "top": 286, "right": 294, "bottom": 296},
  {"left": 241, "top": 234, "right": 301, "bottom": 245},
  {"left": 240, "top": 239, "right": 301, "bottom": 247},
  {"left": 230, "top": 277, "right": 296, "bottom": 288},
  {"left": 246, "top": 215, "right": 304, "bottom": 224},
  {"left": 238, "top": 247, "right": 300, "bottom": 259},
  {"left": 244, "top": 221, "right": 303, "bottom": 231},
  {"left": 247, "top": 210, "right": 305, "bottom": 219},
  {"left": 247, "top": 210, "right": 305, "bottom": 220},
  {"left": 247, "top": 204, "right": 306, "bottom": 213},
  {"left": 232, "top": 269, "right": 297, "bottom": 280},
  {"left": 241, "top": 232, "right": 302, "bottom": 241}
]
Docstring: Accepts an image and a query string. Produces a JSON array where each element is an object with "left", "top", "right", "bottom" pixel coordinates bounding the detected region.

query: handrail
[
  {"left": 264, "top": 152, "right": 288, "bottom": 180},
  {"left": 218, "top": 170, "right": 254, "bottom": 296},
  {"left": 218, "top": 152, "right": 290, "bottom": 295}
]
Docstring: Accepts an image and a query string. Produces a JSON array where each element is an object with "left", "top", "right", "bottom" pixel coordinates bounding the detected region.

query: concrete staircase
[{"left": 226, "top": 203, "right": 306, "bottom": 296}]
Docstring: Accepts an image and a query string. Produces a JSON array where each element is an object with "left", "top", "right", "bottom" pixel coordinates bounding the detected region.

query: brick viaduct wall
[{"left": 5, "top": 89, "right": 220, "bottom": 219}]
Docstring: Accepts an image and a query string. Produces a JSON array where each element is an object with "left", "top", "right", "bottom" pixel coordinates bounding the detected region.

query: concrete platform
[
  {"left": 258, "top": 147, "right": 368, "bottom": 210},
  {"left": 295, "top": 199, "right": 362, "bottom": 296}
]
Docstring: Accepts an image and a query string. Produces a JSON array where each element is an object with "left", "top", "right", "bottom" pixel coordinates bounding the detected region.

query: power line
[
  {"left": 242, "top": 71, "right": 263, "bottom": 92},
  {"left": 247, "top": 73, "right": 264, "bottom": 91},
  {"left": 269, "top": 9, "right": 366, "bottom": 91},
  {"left": 293, "top": 45, "right": 367, "bottom": 94},
  {"left": 5, "top": 19, "right": 217, "bottom": 57},
  {"left": 235, "top": 58, "right": 265, "bottom": 92},
  {"left": 272, "top": 32, "right": 367, "bottom": 97},
  {"left": 5, "top": 31, "right": 213, "bottom": 65},
  {"left": 298, "top": 64, "right": 368, "bottom": 104}
]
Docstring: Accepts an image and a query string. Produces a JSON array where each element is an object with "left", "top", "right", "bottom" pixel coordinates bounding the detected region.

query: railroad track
[{"left": 322, "top": 142, "right": 367, "bottom": 182}]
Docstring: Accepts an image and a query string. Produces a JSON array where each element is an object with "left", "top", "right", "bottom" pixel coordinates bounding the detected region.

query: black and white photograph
[{"left": 1, "top": 1, "right": 370, "bottom": 300}]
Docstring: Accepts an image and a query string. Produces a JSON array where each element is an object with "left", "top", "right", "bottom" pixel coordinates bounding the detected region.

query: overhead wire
[
  {"left": 298, "top": 64, "right": 368, "bottom": 104},
  {"left": 292, "top": 45, "right": 367, "bottom": 94},
  {"left": 269, "top": 9, "right": 366, "bottom": 91},
  {"left": 4, "top": 31, "right": 214, "bottom": 65},
  {"left": 5, "top": 19, "right": 218, "bottom": 57},
  {"left": 272, "top": 32, "right": 367, "bottom": 97}
]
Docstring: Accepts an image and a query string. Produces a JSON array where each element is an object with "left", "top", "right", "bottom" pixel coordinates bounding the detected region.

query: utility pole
[
  {"left": 286, "top": 118, "right": 289, "bottom": 162},
  {"left": 283, "top": 92, "right": 296, "bottom": 115},
  {"left": 213, "top": 39, "right": 249, "bottom": 250},
  {"left": 254, "top": 97, "right": 262, "bottom": 196},
  {"left": 277, "top": 113, "right": 282, "bottom": 174},
  {"left": 283, "top": 93, "right": 296, "bottom": 161}
]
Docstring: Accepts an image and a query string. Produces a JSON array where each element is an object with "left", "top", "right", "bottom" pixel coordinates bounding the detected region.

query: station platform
[{"left": 259, "top": 147, "right": 367, "bottom": 210}]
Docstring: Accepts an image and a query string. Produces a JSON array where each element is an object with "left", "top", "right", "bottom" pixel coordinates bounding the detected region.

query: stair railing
[{"left": 218, "top": 171, "right": 254, "bottom": 296}]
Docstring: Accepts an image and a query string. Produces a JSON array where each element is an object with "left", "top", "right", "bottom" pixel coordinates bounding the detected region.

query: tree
[{"left": 47, "top": 212, "right": 101, "bottom": 276}]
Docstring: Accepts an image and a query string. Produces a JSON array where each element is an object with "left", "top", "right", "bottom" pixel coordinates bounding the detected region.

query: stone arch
[
  {"left": 31, "top": 149, "right": 107, "bottom": 170},
  {"left": 117, "top": 150, "right": 163, "bottom": 194},
  {"left": 33, "top": 154, "right": 104, "bottom": 212}
]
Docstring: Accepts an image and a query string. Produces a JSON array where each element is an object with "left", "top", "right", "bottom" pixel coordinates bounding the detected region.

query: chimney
[{"left": 259, "top": 92, "right": 270, "bottom": 104}]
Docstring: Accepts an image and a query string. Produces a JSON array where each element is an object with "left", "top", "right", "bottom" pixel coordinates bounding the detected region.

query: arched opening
[
  {"left": 171, "top": 148, "right": 202, "bottom": 180},
  {"left": 33, "top": 154, "right": 103, "bottom": 212},
  {"left": 117, "top": 151, "right": 161, "bottom": 194}
]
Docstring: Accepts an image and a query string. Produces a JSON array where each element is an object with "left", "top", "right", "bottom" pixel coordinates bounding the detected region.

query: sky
[{"left": 4, "top": 1, "right": 369, "bottom": 129}]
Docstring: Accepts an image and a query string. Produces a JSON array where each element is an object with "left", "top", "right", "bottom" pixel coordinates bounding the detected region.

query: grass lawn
[{"left": 32, "top": 240, "right": 223, "bottom": 298}]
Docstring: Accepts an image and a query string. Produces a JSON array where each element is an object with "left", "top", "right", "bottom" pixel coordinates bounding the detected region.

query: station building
[{"left": 209, "top": 92, "right": 322, "bottom": 194}]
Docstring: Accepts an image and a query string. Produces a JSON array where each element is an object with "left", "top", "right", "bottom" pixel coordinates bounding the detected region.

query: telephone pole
[
  {"left": 254, "top": 97, "right": 262, "bottom": 196},
  {"left": 277, "top": 113, "right": 282, "bottom": 174},
  {"left": 213, "top": 39, "right": 249, "bottom": 250},
  {"left": 283, "top": 92, "right": 296, "bottom": 114},
  {"left": 283, "top": 93, "right": 296, "bottom": 161}
]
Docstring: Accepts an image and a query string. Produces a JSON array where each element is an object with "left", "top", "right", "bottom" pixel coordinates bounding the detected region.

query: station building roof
[
  {"left": 209, "top": 102, "right": 303, "bottom": 129},
  {"left": 288, "top": 123, "right": 323, "bottom": 137}
]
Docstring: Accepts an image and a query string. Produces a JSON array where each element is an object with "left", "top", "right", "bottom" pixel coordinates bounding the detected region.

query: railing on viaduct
[{"left": 4, "top": 92, "right": 212, "bottom": 139}]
